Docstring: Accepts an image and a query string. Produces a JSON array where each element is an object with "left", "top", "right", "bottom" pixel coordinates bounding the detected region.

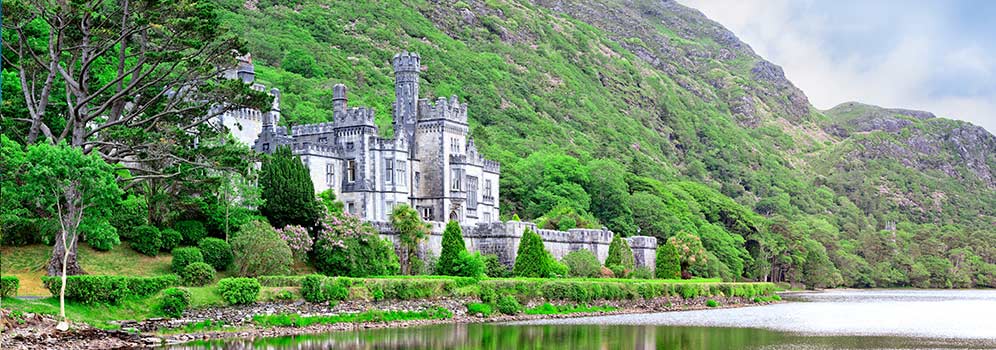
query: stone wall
[{"left": 373, "top": 221, "right": 657, "bottom": 270}]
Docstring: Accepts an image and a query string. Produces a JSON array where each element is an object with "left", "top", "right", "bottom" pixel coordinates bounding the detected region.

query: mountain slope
[{"left": 213, "top": 0, "right": 995, "bottom": 287}]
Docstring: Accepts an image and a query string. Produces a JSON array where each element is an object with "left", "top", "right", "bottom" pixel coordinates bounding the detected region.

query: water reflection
[
  {"left": 169, "top": 323, "right": 994, "bottom": 350},
  {"left": 169, "top": 290, "right": 996, "bottom": 350}
]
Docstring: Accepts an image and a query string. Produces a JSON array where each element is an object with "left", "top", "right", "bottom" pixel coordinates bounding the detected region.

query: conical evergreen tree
[
  {"left": 656, "top": 243, "right": 681, "bottom": 279},
  {"left": 259, "top": 146, "right": 320, "bottom": 229},
  {"left": 436, "top": 221, "right": 467, "bottom": 276},
  {"left": 605, "top": 234, "right": 635, "bottom": 270},
  {"left": 513, "top": 228, "right": 553, "bottom": 277}
]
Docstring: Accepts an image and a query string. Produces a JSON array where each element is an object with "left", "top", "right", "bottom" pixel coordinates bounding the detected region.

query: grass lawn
[
  {"left": 0, "top": 243, "right": 173, "bottom": 296},
  {"left": 0, "top": 296, "right": 158, "bottom": 329}
]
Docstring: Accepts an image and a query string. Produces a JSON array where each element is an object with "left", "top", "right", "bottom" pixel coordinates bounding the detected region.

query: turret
[
  {"left": 236, "top": 54, "right": 255, "bottom": 84},
  {"left": 333, "top": 84, "right": 348, "bottom": 122},
  {"left": 393, "top": 51, "right": 420, "bottom": 138},
  {"left": 263, "top": 87, "right": 281, "bottom": 129}
]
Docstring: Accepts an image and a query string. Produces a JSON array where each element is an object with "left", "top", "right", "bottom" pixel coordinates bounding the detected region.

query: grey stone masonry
[{"left": 373, "top": 221, "right": 658, "bottom": 270}]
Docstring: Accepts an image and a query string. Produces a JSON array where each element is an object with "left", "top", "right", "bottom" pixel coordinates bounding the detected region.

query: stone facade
[{"left": 374, "top": 221, "right": 658, "bottom": 269}]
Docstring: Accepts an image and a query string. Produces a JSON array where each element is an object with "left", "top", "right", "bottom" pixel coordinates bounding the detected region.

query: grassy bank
[{"left": 1, "top": 272, "right": 776, "bottom": 332}]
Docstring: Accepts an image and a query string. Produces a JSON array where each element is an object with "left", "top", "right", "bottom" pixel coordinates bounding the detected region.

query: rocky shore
[{"left": 1, "top": 296, "right": 777, "bottom": 349}]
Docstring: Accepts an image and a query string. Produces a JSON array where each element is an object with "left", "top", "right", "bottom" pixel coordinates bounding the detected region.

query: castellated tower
[{"left": 393, "top": 51, "right": 421, "bottom": 141}]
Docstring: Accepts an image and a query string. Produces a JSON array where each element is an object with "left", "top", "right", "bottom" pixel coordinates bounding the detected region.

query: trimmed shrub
[
  {"left": 436, "top": 221, "right": 468, "bottom": 276},
  {"left": 80, "top": 219, "right": 120, "bottom": 251},
  {"left": 301, "top": 275, "right": 352, "bottom": 302},
  {"left": 171, "top": 247, "right": 204, "bottom": 273},
  {"left": 706, "top": 299, "right": 719, "bottom": 307},
  {"left": 656, "top": 243, "right": 681, "bottom": 279},
  {"left": 513, "top": 228, "right": 555, "bottom": 278},
  {"left": 174, "top": 220, "right": 208, "bottom": 245},
  {"left": 562, "top": 249, "right": 601, "bottom": 278},
  {"left": 1, "top": 276, "right": 20, "bottom": 297},
  {"left": 231, "top": 221, "right": 293, "bottom": 277},
  {"left": 496, "top": 295, "right": 522, "bottom": 315},
  {"left": 131, "top": 225, "right": 162, "bottom": 256},
  {"left": 110, "top": 195, "right": 148, "bottom": 240},
  {"left": 159, "top": 288, "right": 191, "bottom": 318},
  {"left": 483, "top": 254, "right": 511, "bottom": 278},
  {"left": 631, "top": 267, "right": 654, "bottom": 280},
  {"left": 198, "top": 238, "right": 234, "bottom": 271},
  {"left": 258, "top": 275, "right": 306, "bottom": 287},
  {"left": 42, "top": 275, "right": 179, "bottom": 304},
  {"left": 182, "top": 262, "right": 216, "bottom": 286},
  {"left": 217, "top": 277, "right": 261, "bottom": 305},
  {"left": 605, "top": 235, "right": 635, "bottom": 272},
  {"left": 448, "top": 251, "right": 486, "bottom": 278},
  {"left": 466, "top": 302, "right": 494, "bottom": 317},
  {"left": 160, "top": 228, "right": 183, "bottom": 252}
]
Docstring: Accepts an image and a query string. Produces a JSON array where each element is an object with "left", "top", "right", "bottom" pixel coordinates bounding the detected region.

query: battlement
[
  {"left": 291, "top": 142, "right": 340, "bottom": 158},
  {"left": 392, "top": 51, "right": 421, "bottom": 74},
  {"left": 417, "top": 96, "right": 467, "bottom": 123},
  {"left": 336, "top": 107, "right": 377, "bottom": 127},
  {"left": 291, "top": 122, "right": 337, "bottom": 136}
]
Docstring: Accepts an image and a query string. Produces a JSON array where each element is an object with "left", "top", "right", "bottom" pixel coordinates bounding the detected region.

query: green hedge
[
  {"left": 1, "top": 276, "right": 20, "bottom": 297},
  {"left": 159, "top": 287, "right": 191, "bottom": 318},
  {"left": 300, "top": 275, "right": 462, "bottom": 302},
  {"left": 41, "top": 275, "right": 179, "bottom": 304},
  {"left": 217, "top": 277, "right": 261, "bottom": 305},
  {"left": 477, "top": 280, "right": 775, "bottom": 303},
  {"left": 171, "top": 247, "right": 204, "bottom": 273},
  {"left": 257, "top": 275, "right": 306, "bottom": 287}
]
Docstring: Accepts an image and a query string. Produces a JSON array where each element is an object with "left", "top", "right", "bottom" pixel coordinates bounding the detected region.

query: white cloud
[{"left": 680, "top": 0, "right": 996, "bottom": 133}]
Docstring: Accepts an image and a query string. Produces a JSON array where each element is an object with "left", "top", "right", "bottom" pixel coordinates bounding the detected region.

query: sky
[{"left": 680, "top": 0, "right": 996, "bottom": 133}]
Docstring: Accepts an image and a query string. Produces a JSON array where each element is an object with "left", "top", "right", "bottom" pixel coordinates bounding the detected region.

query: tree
[
  {"left": 436, "top": 221, "right": 468, "bottom": 276},
  {"left": 656, "top": 243, "right": 681, "bottom": 279},
  {"left": 513, "top": 228, "right": 554, "bottom": 278},
  {"left": 667, "top": 231, "right": 708, "bottom": 278},
  {"left": 585, "top": 159, "right": 636, "bottom": 235},
  {"left": 259, "top": 147, "right": 320, "bottom": 228},
  {"left": 16, "top": 142, "right": 120, "bottom": 327},
  {"left": 605, "top": 234, "right": 635, "bottom": 273},
  {"left": 391, "top": 204, "right": 429, "bottom": 275},
  {"left": 2, "top": 0, "right": 269, "bottom": 176}
]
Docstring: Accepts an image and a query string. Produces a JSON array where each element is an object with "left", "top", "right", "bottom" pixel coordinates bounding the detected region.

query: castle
[
  {"left": 218, "top": 53, "right": 501, "bottom": 225},
  {"left": 216, "top": 52, "right": 658, "bottom": 269}
]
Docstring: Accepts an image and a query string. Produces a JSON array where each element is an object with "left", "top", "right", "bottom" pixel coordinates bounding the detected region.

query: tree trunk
[{"left": 48, "top": 226, "right": 85, "bottom": 276}]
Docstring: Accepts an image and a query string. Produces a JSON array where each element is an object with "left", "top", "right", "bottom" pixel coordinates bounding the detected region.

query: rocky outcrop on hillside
[{"left": 531, "top": 0, "right": 812, "bottom": 127}]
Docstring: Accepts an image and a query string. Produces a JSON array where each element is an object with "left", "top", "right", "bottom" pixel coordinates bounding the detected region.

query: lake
[{"left": 169, "top": 290, "right": 996, "bottom": 349}]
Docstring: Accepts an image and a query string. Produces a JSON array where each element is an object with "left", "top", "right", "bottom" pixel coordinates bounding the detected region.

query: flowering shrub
[
  {"left": 277, "top": 225, "right": 313, "bottom": 261},
  {"left": 312, "top": 210, "right": 399, "bottom": 277}
]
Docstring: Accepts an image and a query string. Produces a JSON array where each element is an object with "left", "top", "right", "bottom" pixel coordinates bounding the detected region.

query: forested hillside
[{"left": 3, "top": 0, "right": 993, "bottom": 289}]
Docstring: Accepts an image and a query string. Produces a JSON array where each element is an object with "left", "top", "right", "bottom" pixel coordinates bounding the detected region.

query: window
[
  {"left": 386, "top": 201, "right": 394, "bottom": 211},
  {"left": 484, "top": 180, "right": 493, "bottom": 199},
  {"left": 325, "top": 162, "right": 335, "bottom": 186},
  {"left": 347, "top": 160, "right": 356, "bottom": 183},
  {"left": 451, "top": 169, "right": 461, "bottom": 191},
  {"left": 419, "top": 206, "right": 433, "bottom": 221},
  {"left": 483, "top": 212, "right": 492, "bottom": 222},
  {"left": 346, "top": 142, "right": 355, "bottom": 150},
  {"left": 451, "top": 137, "right": 460, "bottom": 154},
  {"left": 347, "top": 202, "right": 355, "bottom": 215},
  {"left": 397, "top": 161, "right": 406, "bottom": 185},
  {"left": 385, "top": 159, "right": 394, "bottom": 184},
  {"left": 467, "top": 176, "right": 478, "bottom": 208},
  {"left": 262, "top": 143, "right": 270, "bottom": 151},
  {"left": 414, "top": 172, "right": 420, "bottom": 190},
  {"left": 318, "top": 137, "right": 328, "bottom": 144}
]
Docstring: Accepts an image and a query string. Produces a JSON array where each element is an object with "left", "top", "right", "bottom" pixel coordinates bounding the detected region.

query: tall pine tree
[
  {"left": 513, "top": 228, "right": 554, "bottom": 277},
  {"left": 436, "top": 221, "right": 468, "bottom": 276},
  {"left": 259, "top": 147, "right": 320, "bottom": 229}
]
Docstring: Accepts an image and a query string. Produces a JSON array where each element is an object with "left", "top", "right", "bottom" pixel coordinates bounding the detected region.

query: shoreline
[{"left": 1, "top": 296, "right": 779, "bottom": 349}]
